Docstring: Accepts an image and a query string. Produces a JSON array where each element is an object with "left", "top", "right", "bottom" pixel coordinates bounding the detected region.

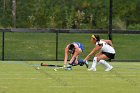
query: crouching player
[
  {"left": 64, "top": 42, "right": 89, "bottom": 70},
  {"left": 83, "top": 35, "right": 115, "bottom": 71}
]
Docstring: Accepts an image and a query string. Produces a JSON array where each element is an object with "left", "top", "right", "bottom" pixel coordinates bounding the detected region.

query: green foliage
[
  {"left": 0, "top": 0, "right": 12, "bottom": 27},
  {"left": 113, "top": 17, "right": 126, "bottom": 30},
  {"left": 0, "top": 0, "right": 139, "bottom": 29},
  {"left": 113, "top": 0, "right": 140, "bottom": 30},
  {"left": 128, "top": 24, "right": 140, "bottom": 30}
]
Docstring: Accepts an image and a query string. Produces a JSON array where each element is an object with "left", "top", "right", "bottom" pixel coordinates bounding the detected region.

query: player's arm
[
  {"left": 103, "top": 40, "right": 113, "bottom": 47},
  {"left": 64, "top": 47, "right": 69, "bottom": 65},
  {"left": 83, "top": 45, "right": 101, "bottom": 62},
  {"left": 69, "top": 48, "right": 79, "bottom": 64}
]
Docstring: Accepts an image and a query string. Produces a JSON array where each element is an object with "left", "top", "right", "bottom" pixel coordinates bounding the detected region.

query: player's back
[{"left": 96, "top": 40, "right": 115, "bottom": 54}]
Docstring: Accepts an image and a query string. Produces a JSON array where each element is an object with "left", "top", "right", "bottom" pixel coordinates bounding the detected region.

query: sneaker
[
  {"left": 105, "top": 66, "right": 113, "bottom": 71},
  {"left": 85, "top": 60, "right": 89, "bottom": 68},
  {"left": 87, "top": 68, "right": 96, "bottom": 71},
  {"left": 65, "top": 67, "right": 72, "bottom": 71},
  {"left": 67, "top": 64, "right": 72, "bottom": 68}
]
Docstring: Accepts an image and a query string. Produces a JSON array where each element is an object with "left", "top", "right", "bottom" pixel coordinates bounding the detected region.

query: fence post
[
  {"left": 56, "top": 30, "right": 58, "bottom": 61},
  {"left": 2, "top": 32, "right": 5, "bottom": 61},
  {"left": 109, "top": 0, "right": 113, "bottom": 41}
]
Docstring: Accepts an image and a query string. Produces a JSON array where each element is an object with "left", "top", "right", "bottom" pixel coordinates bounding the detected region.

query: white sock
[
  {"left": 91, "top": 57, "right": 97, "bottom": 69},
  {"left": 99, "top": 60, "right": 112, "bottom": 68}
]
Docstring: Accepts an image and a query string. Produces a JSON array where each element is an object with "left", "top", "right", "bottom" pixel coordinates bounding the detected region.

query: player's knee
[
  {"left": 96, "top": 57, "right": 100, "bottom": 62},
  {"left": 95, "top": 55, "right": 100, "bottom": 62},
  {"left": 95, "top": 53, "right": 99, "bottom": 57}
]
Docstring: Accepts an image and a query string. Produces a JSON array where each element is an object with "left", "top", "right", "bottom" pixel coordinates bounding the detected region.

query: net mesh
[
  {"left": 4, "top": 32, "right": 56, "bottom": 60},
  {"left": 0, "top": 32, "right": 140, "bottom": 61},
  {"left": 0, "top": 32, "right": 2, "bottom": 59}
]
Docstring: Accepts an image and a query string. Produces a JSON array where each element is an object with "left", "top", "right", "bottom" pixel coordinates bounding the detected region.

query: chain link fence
[{"left": 0, "top": 29, "right": 140, "bottom": 61}]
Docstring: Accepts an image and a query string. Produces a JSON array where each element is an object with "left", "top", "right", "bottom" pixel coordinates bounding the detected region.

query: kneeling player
[{"left": 64, "top": 42, "right": 88, "bottom": 69}]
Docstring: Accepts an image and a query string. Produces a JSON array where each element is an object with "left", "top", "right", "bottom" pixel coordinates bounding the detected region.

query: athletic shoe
[
  {"left": 67, "top": 64, "right": 72, "bottom": 68},
  {"left": 85, "top": 60, "right": 89, "bottom": 68},
  {"left": 105, "top": 66, "right": 113, "bottom": 71},
  {"left": 87, "top": 68, "right": 96, "bottom": 71},
  {"left": 65, "top": 67, "right": 72, "bottom": 71}
]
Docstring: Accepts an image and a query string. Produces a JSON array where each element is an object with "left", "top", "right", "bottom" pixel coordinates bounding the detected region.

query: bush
[
  {"left": 127, "top": 24, "right": 140, "bottom": 30},
  {"left": 113, "top": 17, "right": 126, "bottom": 30}
]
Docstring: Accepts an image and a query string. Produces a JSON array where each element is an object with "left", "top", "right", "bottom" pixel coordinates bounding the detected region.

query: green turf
[{"left": 0, "top": 61, "right": 139, "bottom": 93}]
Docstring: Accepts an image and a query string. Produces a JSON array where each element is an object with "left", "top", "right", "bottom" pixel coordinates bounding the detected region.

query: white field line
[
  {"left": 47, "top": 86, "right": 97, "bottom": 88},
  {"left": 0, "top": 78, "right": 40, "bottom": 80},
  {"left": 0, "top": 70, "right": 140, "bottom": 74},
  {"left": 0, "top": 77, "right": 139, "bottom": 80},
  {"left": 0, "top": 74, "right": 41, "bottom": 75},
  {"left": 0, "top": 86, "right": 8, "bottom": 89},
  {"left": 0, "top": 77, "right": 117, "bottom": 80},
  {"left": 48, "top": 71, "right": 140, "bottom": 74},
  {"left": 48, "top": 85, "right": 140, "bottom": 88},
  {"left": 0, "top": 72, "right": 140, "bottom": 74},
  {"left": 0, "top": 72, "right": 140, "bottom": 75},
  {"left": 0, "top": 72, "right": 40, "bottom": 74},
  {"left": 0, "top": 78, "right": 107, "bottom": 80},
  {"left": 113, "top": 64, "right": 140, "bottom": 66},
  {"left": 0, "top": 74, "right": 139, "bottom": 77},
  {"left": 0, "top": 72, "right": 40, "bottom": 73},
  {"left": 48, "top": 75, "right": 140, "bottom": 77},
  {"left": 47, "top": 84, "right": 140, "bottom": 88}
]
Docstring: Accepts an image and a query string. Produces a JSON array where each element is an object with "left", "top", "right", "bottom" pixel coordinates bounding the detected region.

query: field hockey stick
[{"left": 40, "top": 63, "right": 63, "bottom": 67}]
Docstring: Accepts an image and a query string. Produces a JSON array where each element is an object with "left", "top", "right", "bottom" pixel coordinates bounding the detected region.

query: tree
[{"left": 12, "top": 0, "right": 16, "bottom": 27}]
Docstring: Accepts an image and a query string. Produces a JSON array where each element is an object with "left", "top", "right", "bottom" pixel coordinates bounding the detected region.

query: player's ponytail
[
  {"left": 94, "top": 35, "right": 100, "bottom": 41},
  {"left": 91, "top": 35, "right": 100, "bottom": 42}
]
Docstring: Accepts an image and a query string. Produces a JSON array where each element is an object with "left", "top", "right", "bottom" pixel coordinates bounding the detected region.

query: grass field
[{"left": 0, "top": 61, "right": 140, "bottom": 93}]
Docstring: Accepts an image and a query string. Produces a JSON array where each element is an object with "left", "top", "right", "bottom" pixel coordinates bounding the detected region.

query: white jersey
[{"left": 96, "top": 40, "right": 115, "bottom": 54}]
